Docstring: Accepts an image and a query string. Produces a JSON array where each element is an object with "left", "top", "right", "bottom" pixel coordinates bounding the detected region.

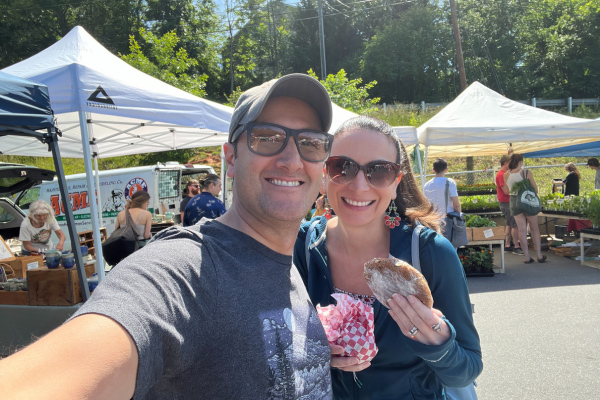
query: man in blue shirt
[{"left": 183, "top": 174, "right": 226, "bottom": 226}]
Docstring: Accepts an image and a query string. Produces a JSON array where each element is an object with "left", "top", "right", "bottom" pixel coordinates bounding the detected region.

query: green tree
[
  {"left": 516, "top": 0, "right": 600, "bottom": 98},
  {"left": 0, "top": 0, "right": 141, "bottom": 69},
  {"left": 144, "top": 0, "right": 222, "bottom": 99},
  {"left": 121, "top": 28, "right": 207, "bottom": 97},
  {"left": 360, "top": 5, "right": 453, "bottom": 103},
  {"left": 308, "top": 69, "right": 379, "bottom": 114}
]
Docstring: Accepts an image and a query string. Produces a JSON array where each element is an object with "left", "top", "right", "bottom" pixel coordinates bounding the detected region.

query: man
[
  {"left": 423, "top": 159, "right": 463, "bottom": 247},
  {"left": 587, "top": 158, "right": 600, "bottom": 190},
  {"left": 0, "top": 74, "right": 336, "bottom": 399},
  {"left": 496, "top": 155, "right": 522, "bottom": 253},
  {"left": 183, "top": 174, "right": 226, "bottom": 226},
  {"left": 423, "top": 158, "right": 462, "bottom": 216},
  {"left": 179, "top": 178, "right": 200, "bottom": 221}
]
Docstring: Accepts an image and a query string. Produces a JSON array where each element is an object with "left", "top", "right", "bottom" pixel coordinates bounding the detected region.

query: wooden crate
[
  {"left": 26, "top": 264, "right": 95, "bottom": 306},
  {"left": 0, "top": 255, "right": 44, "bottom": 279},
  {"left": 471, "top": 226, "right": 505, "bottom": 241},
  {"left": 78, "top": 228, "right": 107, "bottom": 258},
  {"left": 0, "top": 290, "right": 29, "bottom": 305}
]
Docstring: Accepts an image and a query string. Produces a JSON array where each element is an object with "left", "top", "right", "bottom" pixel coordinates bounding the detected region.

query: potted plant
[
  {"left": 458, "top": 247, "right": 494, "bottom": 276},
  {"left": 583, "top": 193, "right": 600, "bottom": 229}
]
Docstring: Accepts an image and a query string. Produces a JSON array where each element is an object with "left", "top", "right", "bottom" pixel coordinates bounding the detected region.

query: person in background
[
  {"left": 19, "top": 199, "right": 65, "bottom": 254},
  {"left": 496, "top": 155, "right": 523, "bottom": 253},
  {"left": 504, "top": 153, "right": 546, "bottom": 263},
  {"left": 554, "top": 162, "right": 580, "bottom": 196},
  {"left": 0, "top": 73, "right": 335, "bottom": 399},
  {"left": 423, "top": 158, "right": 462, "bottom": 246},
  {"left": 183, "top": 174, "right": 226, "bottom": 226},
  {"left": 295, "top": 116, "right": 482, "bottom": 399},
  {"left": 423, "top": 158, "right": 461, "bottom": 215},
  {"left": 179, "top": 179, "right": 199, "bottom": 222},
  {"left": 554, "top": 162, "right": 585, "bottom": 234},
  {"left": 114, "top": 190, "right": 152, "bottom": 244},
  {"left": 586, "top": 158, "right": 600, "bottom": 190}
]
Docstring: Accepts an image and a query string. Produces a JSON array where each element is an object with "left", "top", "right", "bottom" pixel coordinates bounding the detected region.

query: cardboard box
[
  {"left": 0, "top": 290, "right": 29, "bottom": 305},
  {"left": 27, "top": 264, "right": 94, "bottom": 306},
  {"left": 471, "top": 226, "right": 505, "bottom": 241},
  {"left": 1, "top": 255, "right": 44, "bottom": 279},
  {"left": 465, "top": 227, "right": 474, "bottom": 242}
]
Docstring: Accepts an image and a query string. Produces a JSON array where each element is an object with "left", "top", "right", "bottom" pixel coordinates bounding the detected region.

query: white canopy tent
[
  {"left": 2, "top": 26, "right": 234, "bottom": 278},
  {"left": 417, "top": 82, "right": 600, "bottom": 164}
]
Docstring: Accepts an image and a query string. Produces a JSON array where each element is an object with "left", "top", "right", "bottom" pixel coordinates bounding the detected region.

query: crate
[
  {"left": 77, "top": 228, "right": 107, "bottom": 258},
  {"left": 26, "top": 264, "right": 95, "bottom": 306},
  {"left": 0, "top": 255, "right": 44, "bottom": 279},
  {"left": 471, "top": 226, "right": 505, "bottom": 241},
  {"left": 555, "top": 225, "right": 567, "bottom": 239},
  {"left": 0, "top": 290, "right": 29, "bottom": 305}
]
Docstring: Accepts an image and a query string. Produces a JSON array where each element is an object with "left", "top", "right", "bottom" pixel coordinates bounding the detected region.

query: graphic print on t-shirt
[
  {"left": 262, "top": 304, "right": 332, "bottom": 399},
  {"left": 32, "top": 228, "right": 52, "bottom": 245}
]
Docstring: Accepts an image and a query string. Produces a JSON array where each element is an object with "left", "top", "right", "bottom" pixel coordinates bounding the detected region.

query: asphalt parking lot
[{"left": 467, "top": 249, "right": 600, "bottom": 399}]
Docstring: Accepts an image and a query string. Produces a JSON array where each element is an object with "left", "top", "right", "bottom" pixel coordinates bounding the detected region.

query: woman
[
  {"left": 294, "top": 116, "right": 482, "bottom": 399},
  {"left": 503, "top": 153, "right": 546, "bottom": 263},
  {"left": 561, "top": 162, "right": 580, "bottom": 196},
  {"left": 182, "top": 174, "right": 226, "bottom": 226},
  {"left": 19, "top": 199, "right": 65, "bottom": 253},
  {"left": 114, "top": 190, "right": 152, "bottom": 243}
]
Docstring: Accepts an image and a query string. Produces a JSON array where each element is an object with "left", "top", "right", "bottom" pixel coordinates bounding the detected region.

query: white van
[{"left": 11, "top": 162, "right": 215, "bottom": 250}]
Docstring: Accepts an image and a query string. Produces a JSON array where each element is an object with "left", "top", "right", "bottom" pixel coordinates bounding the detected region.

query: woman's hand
[
  {"left": 388, "top": 294, "right": 451, "bottom": 345},
  {"left": 329, "top": 343, "right": 371, "bottom": 372}
]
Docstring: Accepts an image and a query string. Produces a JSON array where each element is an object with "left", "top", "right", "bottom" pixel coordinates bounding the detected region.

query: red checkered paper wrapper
[{"left": 316, "top": 293, "right": 378, "bottom": 363}]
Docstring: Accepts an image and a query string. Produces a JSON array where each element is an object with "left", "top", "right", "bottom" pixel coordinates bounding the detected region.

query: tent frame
[{"left": 0, "top": 125, "right": 90, "bottom": 302}]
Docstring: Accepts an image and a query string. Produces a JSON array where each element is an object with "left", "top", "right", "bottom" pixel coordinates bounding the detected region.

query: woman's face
[
  {"left": 326, "top": 129, "right": 400, "bottom": 228},
  {"left": 210, "top": 180, "right": 222, "bottom": 197},
  {"left": 32, "top": 213, "right": 48, "bottom": 225}
]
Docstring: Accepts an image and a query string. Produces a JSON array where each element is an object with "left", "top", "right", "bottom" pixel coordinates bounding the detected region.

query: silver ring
[
  {"left": 409, "top": 326, "right": 419, "bottom": 336},
  {"left": 431, "top": 319, "right": 443, "bottom": 332}
]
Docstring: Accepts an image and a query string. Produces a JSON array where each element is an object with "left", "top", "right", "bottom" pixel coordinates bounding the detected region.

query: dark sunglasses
[
  {"left": 325, "top": 156, "right": 401, "bottom": 188},
  {"left": 240, "top": 122, "right": 333, "bottom": 162}
]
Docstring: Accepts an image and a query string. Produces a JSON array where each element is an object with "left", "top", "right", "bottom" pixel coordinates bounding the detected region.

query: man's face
[
  {"left": 189, "top": 183, "right": 200, "bottom": 196},
  {"left": 225, "top": 96, "right": 324, "bottom": 223}
]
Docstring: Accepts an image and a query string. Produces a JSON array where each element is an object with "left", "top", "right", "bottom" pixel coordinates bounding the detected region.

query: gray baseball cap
[{"left": 228, "top": 73, "right": 332, "bottom": 143}]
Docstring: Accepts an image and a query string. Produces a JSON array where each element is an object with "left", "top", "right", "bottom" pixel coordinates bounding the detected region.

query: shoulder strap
[
  {"left": 125, "top": 208, "right": 140, "bottom": 236},
  {"left": 411, "top": 224, "right": 425, "bottom": 272},
  {"left": 305, "top": 219, "right": 321, "bottom": 267},
  {"left": 444, "top": 178, "right": 450, "bottom": 214}
]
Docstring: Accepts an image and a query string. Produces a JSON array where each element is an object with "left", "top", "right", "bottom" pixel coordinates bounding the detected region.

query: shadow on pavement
[{"left": 466, "top": 248, "right": 600, "bottom": 294}]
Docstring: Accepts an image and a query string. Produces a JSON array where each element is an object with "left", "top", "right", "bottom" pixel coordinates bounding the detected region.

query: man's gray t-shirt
[
  {"left": 73, "top": 220, "right": 332, "bottom": 399},
  {"left": 595, "top": 169, "right": 600, "bottom": 190}
]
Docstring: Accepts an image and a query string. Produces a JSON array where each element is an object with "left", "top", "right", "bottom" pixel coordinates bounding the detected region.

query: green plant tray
[
  {"left": 540, "top": 210, "right": 584, "bottom": 217},
  {"left": 458, "top": 190, "right": 496, "bottom": 196}
]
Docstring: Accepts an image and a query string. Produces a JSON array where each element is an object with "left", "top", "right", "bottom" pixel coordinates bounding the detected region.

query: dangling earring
[
  {"left": 324, "top": 196, "right": 332, "bottom": 220},
  {"left": 385, "top": 201, "right": 401, "bottom": 228}
]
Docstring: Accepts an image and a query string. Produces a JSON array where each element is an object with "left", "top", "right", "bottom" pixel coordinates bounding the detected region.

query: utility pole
[
  {"left": 318, "top": 0, "right": 327, "bottom": 80},
  {"left": 449, "top": 0, "right": 473, "bottom": 182},
  {"left": 450, "top": 0, "right": 467, "bottom": 92}
]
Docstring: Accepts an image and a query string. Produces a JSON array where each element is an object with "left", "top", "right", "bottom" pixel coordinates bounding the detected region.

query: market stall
[{"left": 0, "top": 71, "right": 90, "bottom": 355}]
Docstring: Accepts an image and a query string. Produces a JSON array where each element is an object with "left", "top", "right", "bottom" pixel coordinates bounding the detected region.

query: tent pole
[
  {"left": 47, "top": 128, "right": 90, "bottom": 301},
  {"left": 93, "top": 155, "right": 102, "bottom": 228},
  {"left": 78, "top": 111, "right": 105, "bottom": 281},
  {"left": 88, "top": 113, "right": 104, "bottom": 230},
  {"left": 422, "top": 146, "right": 429, "bottom": 189},
  {"left": 415, "top": 144, "right": 424, "bottom": 187}
]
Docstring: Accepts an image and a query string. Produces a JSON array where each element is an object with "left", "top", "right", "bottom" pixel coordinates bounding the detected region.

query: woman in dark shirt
[{"left": 563, "top": 162, "right": 580, "bottom": 196}]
